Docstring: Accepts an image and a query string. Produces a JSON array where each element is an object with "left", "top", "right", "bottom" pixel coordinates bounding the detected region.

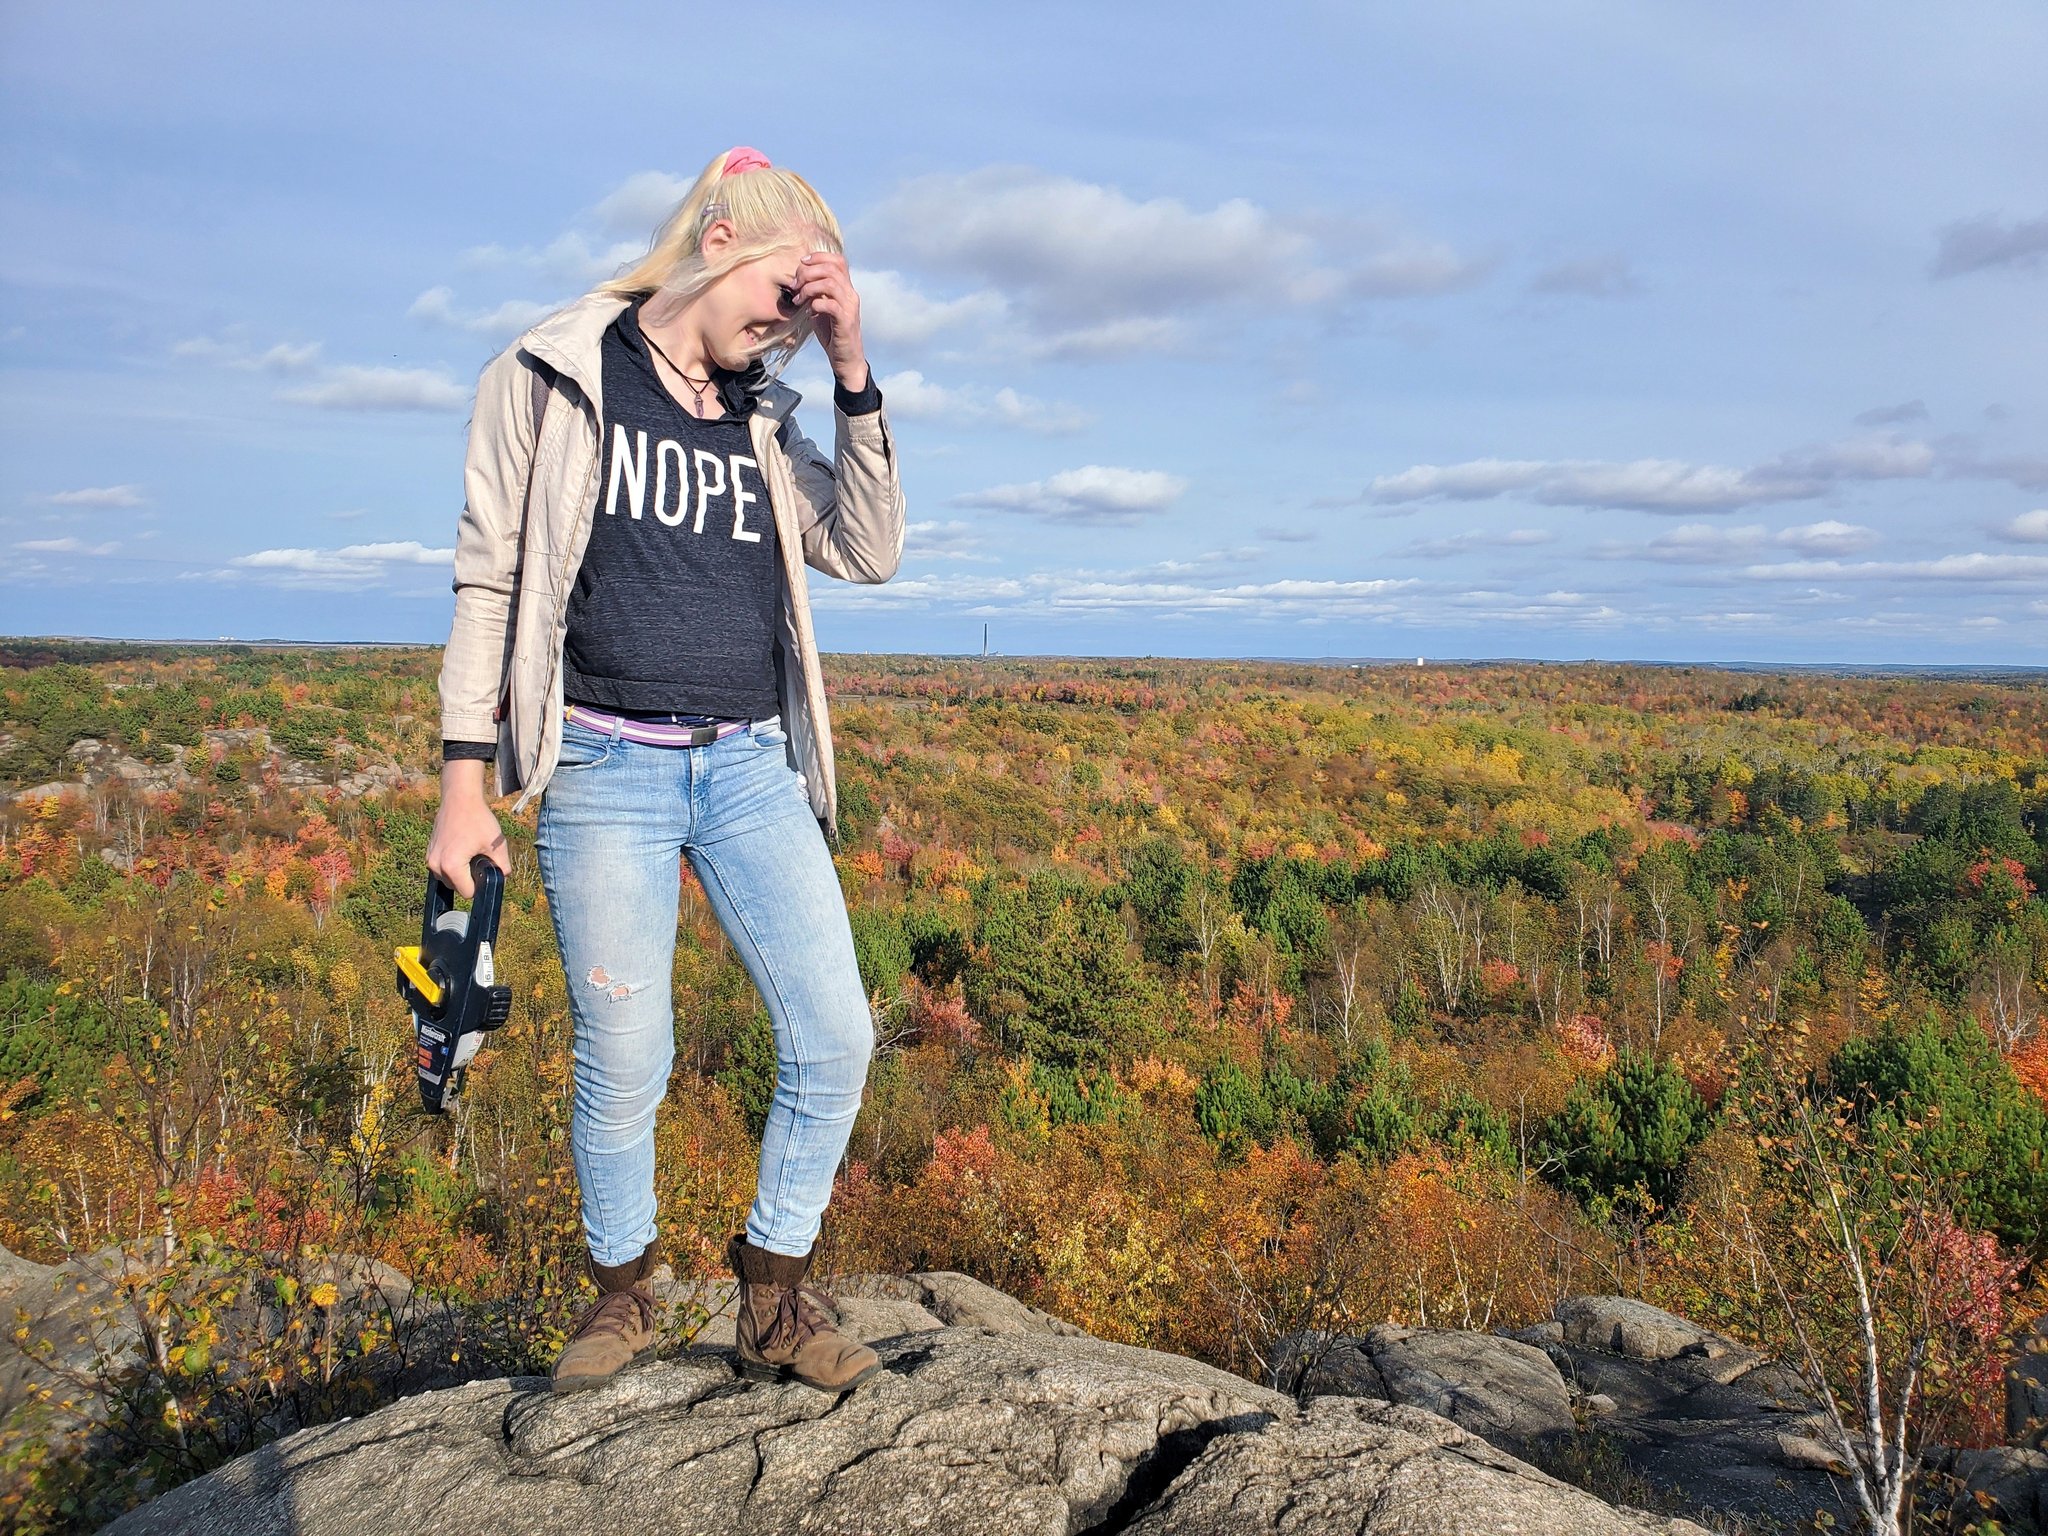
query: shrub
[
  {"left": 0, "top": 973, "right": 113, "bottom": 1109},
  {"left": 1195, "top": 1060, "right": 1272, "bottom": 1161},
  {"left": 714, "top": 1006, "right": 777, "bottom": 1138},
  {"left": 964, "top": 873, "right": 1159, "bottom": 1069},
  {"left": 1425, "top": 1088, "right": 1513, "bottom": 1164},
  {"left": 847, "top": 907, "right": 912, "bottom": 997},
  {"left": 339, "top": 809, "right": 433, "bottom": 947},
  {"left": 1826, "top": 1016, "right": 2048, "bottom": 1255},
  {"left": 1117, "top": 834, "right": 1195, "bottom": 967},
  {"left": 899, "top": 903, "right": 971, "bottom": 987},
  {"left": 1540, "top": 1052, "right": 1711, "bottom": 1215}
]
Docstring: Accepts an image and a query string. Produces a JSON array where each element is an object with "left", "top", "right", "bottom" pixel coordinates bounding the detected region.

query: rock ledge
[{"left": 103, "top": 1327, "right": 1706, "bottom": 1536}]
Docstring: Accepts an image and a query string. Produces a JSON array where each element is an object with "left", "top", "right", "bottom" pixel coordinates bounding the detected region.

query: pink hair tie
[{"left": 721, "top": 146, "right": 772, "bottom": 177}]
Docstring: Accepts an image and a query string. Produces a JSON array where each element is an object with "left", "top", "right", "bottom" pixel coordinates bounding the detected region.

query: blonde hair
[{"left": 598, "top": 148, "right": 844, "bottom": 374}]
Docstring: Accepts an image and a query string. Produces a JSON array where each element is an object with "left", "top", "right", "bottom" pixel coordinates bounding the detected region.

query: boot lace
[
  {"left": 569, "top": 1285, "right": 655, "bottom": 1345},
  {"left": 768, "top": 1282, "right": 841, "bottom": 1350}
]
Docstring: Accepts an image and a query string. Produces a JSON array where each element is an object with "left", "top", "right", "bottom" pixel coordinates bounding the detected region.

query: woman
[{"left": 427, "top": 146, "right": 904, "bottom": 1397}]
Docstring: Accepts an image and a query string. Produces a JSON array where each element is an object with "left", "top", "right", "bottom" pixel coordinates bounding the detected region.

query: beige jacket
[{"left": 436, "top": 292, "right": 905, "bottom": 847}]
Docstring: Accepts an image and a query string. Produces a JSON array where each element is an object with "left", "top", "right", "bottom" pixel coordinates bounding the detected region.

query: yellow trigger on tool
[{"left": 395, "top": 945, "right": 445, "bottom": 1007}]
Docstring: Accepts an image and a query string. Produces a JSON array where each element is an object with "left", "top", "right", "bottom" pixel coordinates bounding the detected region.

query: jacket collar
[
  {"left": 516, "top": 290, "right": 806, "bottom": 426},
  {"left": 752, "top": 378, "right": 801, "bottom": 426},
  {"left": 519, "top": 291, "right": 627, "bottom": 403}
]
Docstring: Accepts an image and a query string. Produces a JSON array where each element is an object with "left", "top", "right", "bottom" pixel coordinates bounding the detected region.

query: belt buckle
[{"left": 686, "top": 723, "right": 718, "bottom": 747}]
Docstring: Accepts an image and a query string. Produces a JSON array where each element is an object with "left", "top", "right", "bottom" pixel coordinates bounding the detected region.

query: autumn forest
[{"left": 1, "top": 642, "right": 2044, "bottom": 1530}]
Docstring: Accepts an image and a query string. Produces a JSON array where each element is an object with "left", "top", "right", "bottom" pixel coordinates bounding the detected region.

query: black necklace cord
[{"left": 640, "top": 325, "right": 717, "bottom": 416}]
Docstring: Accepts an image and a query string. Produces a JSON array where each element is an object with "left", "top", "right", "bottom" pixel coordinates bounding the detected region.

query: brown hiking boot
[
  {"left": 726, "top": 1232, "right": 882, "bottom": 1395},
  {"left": 550, "top": 1242, "right": 660, "bottom": 1393}
]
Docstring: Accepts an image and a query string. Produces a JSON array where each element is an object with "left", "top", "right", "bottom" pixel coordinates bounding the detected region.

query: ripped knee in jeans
[{"left": 585, "top": 965, "right": 645, "bottom": 1003}]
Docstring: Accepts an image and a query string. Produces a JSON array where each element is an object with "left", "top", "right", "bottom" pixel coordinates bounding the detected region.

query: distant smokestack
[{"left": 982, "top": 623, "right": 989, "bottom": 659}]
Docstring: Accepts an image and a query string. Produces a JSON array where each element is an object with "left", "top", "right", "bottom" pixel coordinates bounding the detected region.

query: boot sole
[{"left": 735, "top": 1356, "right": 884, "bottom": 1395}]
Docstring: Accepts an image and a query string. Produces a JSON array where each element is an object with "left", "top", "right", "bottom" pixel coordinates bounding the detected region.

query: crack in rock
[{"left": 1070, "top": 1411, "right": 1277, "bottom": 1535}]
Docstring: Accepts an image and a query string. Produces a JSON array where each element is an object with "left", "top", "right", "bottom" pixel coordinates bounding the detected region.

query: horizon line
[{"left": 2, "top": 633, "right": 2045, "bottom": 677}]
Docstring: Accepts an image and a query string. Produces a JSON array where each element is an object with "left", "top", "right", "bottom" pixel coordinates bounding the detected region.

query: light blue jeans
[{"left": 535, "top": 710, "right": 873, "bottom": 1265}]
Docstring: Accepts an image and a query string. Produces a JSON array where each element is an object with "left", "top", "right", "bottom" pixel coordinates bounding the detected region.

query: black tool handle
[
  {"left": 465, "top": 855, "right": 505, "bottom": 947},
  {"left": 419, "top": 855, "right": 506, "bottom": 948}
]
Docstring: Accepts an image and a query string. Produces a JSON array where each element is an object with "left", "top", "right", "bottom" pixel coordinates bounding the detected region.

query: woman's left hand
[{"left": 792, "top": 252, "right": 868, "bottom": 391}]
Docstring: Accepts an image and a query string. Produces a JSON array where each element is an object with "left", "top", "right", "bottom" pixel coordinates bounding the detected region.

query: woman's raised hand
[
  {"left": 792, "top": 252, "right": 868, "bottom": 391},
  {"left": 427, "top": 761, "right": 511, "bottom": 899}
]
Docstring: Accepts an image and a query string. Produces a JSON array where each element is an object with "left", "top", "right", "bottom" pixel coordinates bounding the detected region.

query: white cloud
[
  {"left": 1396, "top": 527, "right": 1557, "bottom": 557},
  {"left": 1629, "top": 524, "right": 1770, "bottom": 561},
  {"left": 1782, "top": 586, "right": 1851, "bottom": 605},
  {"left": 876, "top": 370, "right": 977, "bottom": 419},
  {"left": 952, "top": 465, "right": 1189, "bottom": 525},
  {"left": 453, "top": 169, "right": 705, "bottom": 290},
  {"left": 986, "top": 386, "right": 1090, "bottom": 434},
  {"left": 280, "top": 367, "right": 469, "bottom": 413},
  {"left": 903, "top": 520, "right": 993, "bottom": 562},
  {"left": 1769, "top": 438, "right": 1934, "bottom": 480},
  {"left": 1130, "top": 548, "right": 1266, "bottom": 576},
  {"left": 1997, "top": 509, "right": 2048, "bottom": 543},
  {"left": 206, "top": 540, "right": 455, "bottom": 589},
  {"left": 591, "top": 170, "right": 693, "bottom": 235},
  {"left": 1777, "top": 519, "right": 1882, "bottom": 555},
  {"left": 876, "top": 369, "right": 1089, "bottom": 434},
  {"left": 1330, "top": 237, "right": 1491, "bottom": 300},
  {"left": 1746, "top": 552, "right": 2048, "bottom": 582},
  {"left": 1947, "top": 449, "right": 2048, "bottom": 493},
  {"left": 816, "top": 567, "right": 1422, "bottom": 621},
  {"left": 175, "top": 329, "right": 466, "bottom": 413},
  {"left": 1604, "top": 519, "right": 1881, "bottom": 563},
  {"left": 1930, "top": 211, "right": 2048, "bottom": 279},
  {"left": 862, "top": 166, "right": 1484, "bottom": 356},
  {"left": 855, "top": 269, "right": 1007, "bottom": 348},
  {"left": 1370, "top": 457, "right": 1762, "bottom": 511},
  {"left": 1436, "top": 587, "right": 1626, "bottom": 626},
  {"left": 461, "top": 231, "right": 646, "bottom": 288},
  {"left": 44, "top": 484, "right": 145, "bottom": 508},
  {"left": 800, "top": 556, "right": 2041, "bottom": 634},
  {"left": 409, "top": 287, "right": 557, "bottom": 340},
  {"left": 1367, "top": 436, "right": 1932, "bottom": 513},
  {"left": 1025, "top": 316, "right": 1188, "bottom": 360},
  {"left": 1054, "top": 575, "right": 1418, "bottom": 613},
  {"left": 234, "top": 540, "right": 451, "bottom": 570},
  {"left": 16, "top": 537, "right": 119, "bottom": 555},
  {"left": 1685, "top": 610, "right": 1776, "bottom": 629},
  {"left": 172, "top": 334, "right": 323, "bottom": 373},
  {"left": 871, "top": 167, "right": 1297, "bottom": 319},
  {"left": 1365, "top": 459, "right": 1546, "bottom": 503}
]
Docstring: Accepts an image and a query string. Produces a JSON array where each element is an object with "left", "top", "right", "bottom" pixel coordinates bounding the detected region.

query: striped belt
[{"left": 563, "top": 702, "right": 757, "bottom": 748}]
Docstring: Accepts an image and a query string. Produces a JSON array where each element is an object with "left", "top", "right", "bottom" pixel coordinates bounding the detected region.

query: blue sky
[{"left": 3, "top": 1, "right": 2044, "bottom": 663}]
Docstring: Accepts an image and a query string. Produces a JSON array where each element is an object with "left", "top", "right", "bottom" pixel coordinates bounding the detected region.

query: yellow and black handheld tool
[{"left": 396, "top": 855, "right": 512, "bottom": 1113}]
